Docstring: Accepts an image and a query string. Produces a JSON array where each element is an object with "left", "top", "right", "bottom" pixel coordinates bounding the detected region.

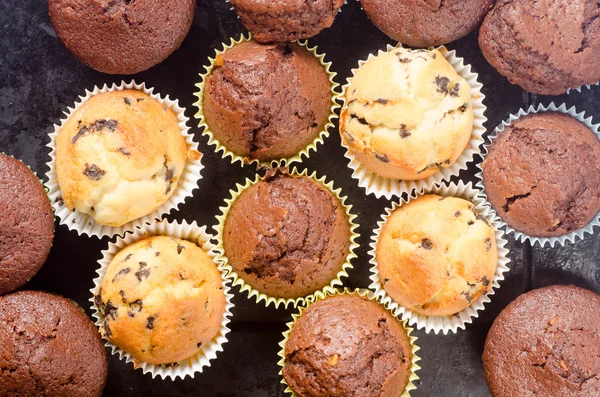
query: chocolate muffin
[
  {"left": 48, "top": 0, "right": 196, "bottom": 74},
  {"left": 95, "top": 236, "right": 227, "bottom": 365},
  {"left": 229, "top": 0, "right": 344, "bottom": 43},
  {"left": 360, "top": 0, "right": 495, "bottom": 47},
  {"left": 0, "top": 291, "right": 108, "bottom": 397},
  {"left": 479, "top": 0, "right": 600, "bottom": 95},
  {"left": 283, "top": 294, "right": 414, "bottom": 397},
  {"left": 203, "top": 40, "right": 332, "bottom": 163},
  {"left": 222, "top": 170, "right": 351, "bottom": 299},
  {"left": 0, "top": 154, "right": 54, "bottom": 295},
  {"left": 483, "top": 285, "right": 600, "bottom": 397},
  {"left": 482, "top": 112, "right": 600, "bottom": 238}
]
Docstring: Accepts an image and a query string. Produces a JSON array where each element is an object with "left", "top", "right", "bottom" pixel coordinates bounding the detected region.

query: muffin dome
[
  {"left": 283, "top": 294, "right": 413, "bottom": 397},
  {"left": 0, "top": 291, "right": 107, "bottom": 397},
  {"left": 483, "top": 285, "right": 600, "bottom": 397},
  {"left": 229, "top": 0, "right": 344, "bottom": 43},
  {"left": 95, "top": 236, "right": 226, "bottom": 365},
  {"left": 203, "top": 40, "right": 331, "bottom": 163},
  {"left": 482, "top": 112, "right": 600, "bottom": 238},
  {"left": 360, "top": 0, "right": 494, "bottom": 47},
  {"left": 223, "top": 170, "right": 351, "bottom": 299},
  {"left": 0, "top": 154, "right": 54, "bottom": 295},
  {"left": 376, "top": 194, "right": 497, "bottom": 316},
  {"left": 340, "top": 47, "right": 473, "bottom": 180},
  {"left": 48, "top": 0, "right": 196, "bottom": 74},
  {"left": 56, "top": 90, "right": 187, "bottom": 227},
  {"left": 479, "top": 0, "right": 600, "bottom": 95}
]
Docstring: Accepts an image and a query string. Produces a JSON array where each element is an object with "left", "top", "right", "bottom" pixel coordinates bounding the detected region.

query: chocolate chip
[
  {"left": 155, "top": 252, "right": 160, "bottom": 257},
  {"left": 421, "top": 238, "right": 433, "bottom": 250},
  {"left": 179, "top": 272, "right": 187, "bottom": 280},
  {"left": 383, "top": 278, "right": 390, "bottom": 284},
  {"left": 103, "top": 321, "right": 112, "bottom": 337},
  {"left": 72, "top": 125, "right": 89, "bottom": 144},
  {"left": 197, "top": 342, "right": 203, "bottom": 348},
  {"left": 398, "top": 57, "right": 411, "bottom": 63},
  {"left": 139, "top": 261, "right": 147, "bottom": 269},
  {"left": 135, "top": 268, "right": 150, "bottom": 282},
  {"left": 119, "top": 290, "right": 127, "bottom": 303},
  {"left": 343, "top": 130, "right": 355, "bottom": 142},
  {"left": 105, "top": 300, "right": 118, "bottom": 320},
  {"left": 449, "top": 83, "right": 460, "bottom": 97},
  {"left": 455, "top": 211, "right": 461, "bottom": 217},
  {"left": 55, "top": 197, "right": 64, "bottom": 207},
  {"left": 177, "top": 245, "right": 185, "bottom": 255},
  {"left": 468, "top": 220, "right": 475, "bottom": 226},
  {"left": 72, "top": 119, "right": 118, "bottom": 144},
  {"left": 435, "top": 76, "right": 450, "bottom": 94},
  {"left": 130, "top": 300, "right": 143, "bottom": 312},
  {"left": 117, "top": 147, "right": 131, "bottom": 156},
  {"left": 128, "top": 311, "right": 135, "bottom": 318},
  {"left": 204, "top": 300, "right": 209, "bottom": 309},
  {"left": 351, "top": 115, "right": 369, "bottom": 126},
  {"left": 146, "top": 316, "right": 155, "bottom": 330},
  {"left": 123, "top": 97, "right": 131, "bottom": 106},
  {"left": 112, "top": 267, "right": 131, "bottom": 282},
  {"left": 462, "top": 291, "right": 474, "bottom": 303},
  {"left": 400, "top": 124, "right": 411, "bottom": 138},
  {"left": 375, "top": 153, "right": 390, "bottom": 163},
  {"left": 459, "top": 104, "right": 467, "bottom": 112},
  {"left": 165, "top": 168, "right": 174, "bottom": 194},
  {"left": 477, "top": 215, "right": 491, "bottom": 227},
  {"left": 375, "top": 98, "right": 388, "bottom": 104},
  {"left": 83, "top": 163, "right": 106, "bottom": 181},
  {"left": 124, "top": 254, "right": 132, "bottom": 262},
  {"left": 137, "top": 98, "right": 144, "bottom": 102},
  {"left": 94, "top": 292, "right": 102, "bottom": 309},
  {"left": 485, "top": 238, "right": 492, "bottom": 251},
  {"left": 481, "top": 276, "right": 490, "bottom": 287}
]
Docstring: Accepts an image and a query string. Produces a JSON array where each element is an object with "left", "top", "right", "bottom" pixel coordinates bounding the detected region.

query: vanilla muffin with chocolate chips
[
  {"left": 56, "top": 90, "right": 188, "bottom": 227},
  {"left": 95, "top": 236, "right": 227, "bottom": 365},
  {"left": 376, "top": 194, "right": 497, "bottom": 316},
  {"left": 340, "top": 47, "right": 473, "bottom": 180}
]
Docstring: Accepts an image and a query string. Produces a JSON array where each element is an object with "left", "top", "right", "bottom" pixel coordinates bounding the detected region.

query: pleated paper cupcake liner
[
  {"left": 45, "top": 80, "right": 203, "bottom": 239},
  {"left": 277, "top": 288, "right": 420, "bottom": 397},
  {"left": 90, "top": 219, "right": 234, "bottom": 380},
  {"left": 193, "top": 33, "right": 340, "bottom": 168},
  {"left": 567, "top": 80, "right": 599, "bottom": 94},
  {"left": 475, "top": 102, "right": 600, "bottom": 248},
  {"left": 340, "top": 44, "right": 487, "bottom": 199},
  {"left": 369, "top": 181, "right": 511, "bottom": 334},
  {"left": 214, "top": 167, "right": 360, "bottom": 309}
]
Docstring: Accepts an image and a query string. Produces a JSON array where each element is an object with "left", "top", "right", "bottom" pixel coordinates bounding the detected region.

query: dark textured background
[{"left": 1, "top": 1, "right": 599, "bottom": 396}]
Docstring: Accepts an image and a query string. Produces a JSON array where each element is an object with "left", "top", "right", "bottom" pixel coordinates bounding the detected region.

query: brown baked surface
[
  {"left": 483, "top": 285, "right": 600, "bottom": 397},
  {"left": 223, "top": 170, "right": 351, "bottom": 299},
  {"left": 482, "top": 112, "right": 600, "bottom": 237},
  {"left": 0, "top": 154, "right": 54, "bottom": 295},
  {"left": 283, "top": 294, "right": 413, "bottom": 397},
  {"left": 203, "top": 41, "right": 331, "bottom": 162},
  {"left": 479, "top": 0, "right": 600, "bottom": 95},
  {"left": 0, "top": 291, "right": 108, "bottom": 397}
]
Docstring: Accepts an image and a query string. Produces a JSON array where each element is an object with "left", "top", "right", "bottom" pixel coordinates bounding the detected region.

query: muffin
[
  {"left": 483, "top": 285, "right": 600, "bottom": 397},
  {"left": 222, "top": 170, "right": 351, "bottom": 299},
  {"left": 482, "top": 112, "right": 600, "bottom": 238},
  {"left": 0, "top": 291, "right": 107, "bottom": 397},
  {"left": 283, "top": 294, "right": 414, "bottom": 397},
  {"left": 376, "top": 194, "right": 497, "bottom": 316},
  {"left": 229, "top": 0, "right": 344, "bottom": 43},
  {"left": 56, "top": 90, "right": 187, "bottom": 227},
  {"left": 360, "top": 0, "right": 495, "bottom": 47},
  {"left": 0, "top": 154, "right": 54, "bottom": 295},
  {"left": 48, "top": 0, "right": 196, "bottom": 74},
  {"left": 203, "top": 40, "right": 332, "bottom": 163},
  {"left": 95, "top": 236, "right": 227, "bottom": 365},
  {"left": 479, "top": 0, "right": 600, "bottom": 95},
  {"left": 340, "top": 47, "right": 473, "bottom": 180}
]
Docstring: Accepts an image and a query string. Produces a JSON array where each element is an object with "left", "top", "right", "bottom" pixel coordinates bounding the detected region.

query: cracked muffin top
[
  {"left": 482, "top": 112, "right": 600, "bottom": 238},
  {"left": 0, "top": 154, "right": 54, "bottom": 295},
  {"left": 229, "top": 0, "right": 344, "bottom": 43},
  {"left": 340, "top": 47, "right": 474, "bottom": 181},
  {"left": 56, "top": 90, "right": 188, "bottom": 227},
  {"left": 483, "top": 285, "right": 600, "bottom": 397},
  {"left": 360, "top": 0, "right": 495, "bottom": 47},
  {"left": 0, "top": 290, "right": 107, "bottom": 397},
  {"left": 479, "top": 0, "right": 600, "bottom": 95},
  {"left": 203, "top": 40, "right": 332, "bottom": 163},
  {"left": 376, "top": 194, "right": 498, "bottom": 317},
  {"left": 222, "top": 170, "right": 351, "bottom": 299},
  {"left": 95, "top": 236, "right": 227, "bottom": 365},
  {"left": 48, "top": 0, "right": 196, "bottom": 74},
  {"left": 283, "top": 294, "right": 413, "bottom": 397}
]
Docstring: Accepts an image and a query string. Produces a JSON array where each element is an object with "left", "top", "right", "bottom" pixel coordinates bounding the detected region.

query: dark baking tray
[{"left": 2, "top": 1, "right": 600, "bottom": 396}]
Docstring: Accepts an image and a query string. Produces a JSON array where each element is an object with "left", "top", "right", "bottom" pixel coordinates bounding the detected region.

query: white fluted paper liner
[
  {"left": 475, "top": 102, "right": 600, "bottom": 248},
  {"left": 340, "top": 44, "right": 487, "bottom": 199},
  {"left": 369, "top": 181, "right": 511, "bottom": 335},
  {"left": 90, "top": 219, "right": 234, "bottom": 380},
  {"left": 567, "top": 80, "right": 599, "bottom": 94},
  {"left": 45, "top": 80, "right": 203, "bottom": 239},
  {"left": 214, "top": 168, "right": 360, "bottom": 309},
  {"left": 277, "top": 288, "right": 420, "bottom": 397},
  {"left": 193, "top": 34, "right": 340, "bottom": 168}
]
